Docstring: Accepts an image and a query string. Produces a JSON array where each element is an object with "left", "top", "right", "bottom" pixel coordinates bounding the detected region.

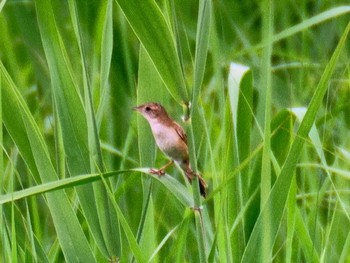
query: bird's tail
[{"left": 185, "top": 169, "right": 208, "bottom": 198}]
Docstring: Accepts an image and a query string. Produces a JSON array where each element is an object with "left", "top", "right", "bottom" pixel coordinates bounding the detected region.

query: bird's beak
[{"left": 133, "top": 106, "right": 140, "bottom": 111}]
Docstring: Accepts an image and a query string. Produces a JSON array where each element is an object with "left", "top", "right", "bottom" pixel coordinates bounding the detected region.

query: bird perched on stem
[{"left": 133, "top": 102, "right": 207, "bottom": 197}]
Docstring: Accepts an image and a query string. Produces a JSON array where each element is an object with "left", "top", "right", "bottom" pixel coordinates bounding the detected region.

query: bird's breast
[{"left": 150, "top": 123, "right": 188, "bottom": 161}]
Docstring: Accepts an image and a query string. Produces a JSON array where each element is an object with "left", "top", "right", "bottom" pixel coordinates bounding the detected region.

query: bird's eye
[{"left": 145, "top": 106, "right": 151, "bottom": 111}]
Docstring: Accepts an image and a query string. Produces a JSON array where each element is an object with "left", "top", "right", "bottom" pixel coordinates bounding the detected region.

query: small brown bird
[{"left": 133, "top": 102, "right": 207, "bottom": 197}]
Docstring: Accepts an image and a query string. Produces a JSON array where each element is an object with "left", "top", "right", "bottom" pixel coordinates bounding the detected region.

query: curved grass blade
[
  {"left": 99, "top": 176, "right": 147, "bottom": 263},
  {"left": 0, "top": 166, "right": 193, "bottom": 261},
  {"left": 187, "top": 2, "right": 212, "bottom": 257},
  {"left": 191, "top": 0, "right": 211, "bottom": 111},
  {"left": 1, "top": 62, "right": 96, "bottom": 262},
  {"left": 226, "top": 62, "right": 254, "bottom": 261},
  {"left": 0, "top": 171, "right": 128, "bottom": 205},
  {"left": 134, "top": 46, "right": 166, "bottom": 260},
  {"left": 148, "top": 224, "right": 179, "bottom": 262},
  {"left": 241, "top": 22, "right": 350, "bottom": 263},
  {"left": 249, "top": 6, "right": 350, "bottom": 52},
  {"left": 35, "top": 0, "right": 121, "bottom": 258},
  {"left": 228, "top": 63, "right": 253, "bottom": 196},
  {"left": 0, "top": 169, "right": 193, "bottom": 208},
  {"left": 134, "top": 168, "right": 193, "bottom": 207},
  {"left": 69, "top": 0, "right": 121, "bottom": 257},
  {"left": 272, "top": 6, "right": 350, "bottom": 45},
  {"left": 115, "top": 0, "right": 188, "bottom": 103}
]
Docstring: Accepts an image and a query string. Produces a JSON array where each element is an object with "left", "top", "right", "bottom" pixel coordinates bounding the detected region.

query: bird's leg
[
  {"left": 185, "top": 166, "right": 208, "bottom": 198},
  {"left": 150, "top": 160, "right": 174, "bottom": 176},
  {"left": 184, "top": 166, "right": 195, "bottom": 181}
]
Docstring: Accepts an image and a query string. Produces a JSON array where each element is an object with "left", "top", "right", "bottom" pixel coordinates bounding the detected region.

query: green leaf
[
  {"left": 272, "top": 6, "right": 350, "bottom": 45},
  {"left": 0, "top": 171, "right": 127, "bottom": 205},
  {"left": 73, "top": 0, "right": 121, "bottom": 257},
  {"left": 102, "top": 181, "right": 147, "bottom": 263},
  {"left": 1, "top": 62, "right": 96, "bottom": 262},
  {"left": 191, "top": 0, "right": 211, "bottom": 110},
  {"left": 270, "top": 110, "right": 296, "bottom": 165},
  {"left": 134, "top": 168, "right": 193, "bottom": 207},
  {"left": 139, "top": 197, "right": 156, "bottom": 261},
  {"left": 134, "top": 46, "right": 164, "bottom": 260},
  {"left": 227, "top": 62, "right": 254, "bottom": 259},
  {"left": 241, "top": 22, "right": 350, "bottom": 263},
  {"left": 294, "top": 209, "right": 319, "bottom": 262},
  {"left": 35, "top": 0, "right": 120, "bottom": 258},
  {"left": 228, "top": 63, "right": 253, "bottom": 193},
  {"left": 252, "top": 6, "right": 350, "bottom": 50},
  {"left": 186, "top": 3, "right": 212, "bottom": 261},
  {"left": 115, "top": 0, "right": 188, "bottom": 103},
  {"left": 136, "top": 47, "right": 167, "bottom": 166},
  {"left": 149, "top": 224, "right": 179, "bottom": 262}
]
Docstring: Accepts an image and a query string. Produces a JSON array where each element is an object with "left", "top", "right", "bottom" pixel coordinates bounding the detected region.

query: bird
[{"left": 133, "top": 102, "right": 207, "bottom": 197}]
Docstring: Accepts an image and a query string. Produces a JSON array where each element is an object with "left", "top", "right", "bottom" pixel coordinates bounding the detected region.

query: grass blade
[
  {"left": 241, "top": 22, "right": 350, "bottom": 263},
  {"left": 134, "top": 46, "right": 164, "bottom": 260},
  {"left": 191, "top": 0, "right": 211, "bottom": 110},
  {"left": 115, "top": 0, "right": 188, "bottom": 103},
  {"left": 228, "top": 62, "right": 254, "bottom": 258},
  {"left": 35, "top": 0, "right": 121, "bottom": 258},
  {"left": 258, "top": 1, "right": 274, "bottom": 261},
  {"left": 0, "top": 171, "right": 125, "bottom": 205},
  {"left": 1, "top": 62, "right": 96, "bottom": 262},
  {"left": 248, "top": 6, "right": 350, "bottom": 52},
  {"left": 135, "top": 169, "right": 194, "bottom": 207},
  {"left": 272, "top": 6, "right": 350, "bottom": 45}
]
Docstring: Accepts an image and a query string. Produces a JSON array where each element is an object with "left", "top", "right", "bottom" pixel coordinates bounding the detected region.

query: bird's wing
[{"left": 174, "top": 122, "right": 187, "bottom": 145}]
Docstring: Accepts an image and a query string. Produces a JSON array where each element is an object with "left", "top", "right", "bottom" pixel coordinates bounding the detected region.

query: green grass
[{"left": 1, "top": 0, "right": 350, "bottom": 262}]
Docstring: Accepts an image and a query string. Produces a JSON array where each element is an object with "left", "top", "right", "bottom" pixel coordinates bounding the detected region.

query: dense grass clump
[{"left": 1, "top": 1, "right": 350, "bottom": 262}]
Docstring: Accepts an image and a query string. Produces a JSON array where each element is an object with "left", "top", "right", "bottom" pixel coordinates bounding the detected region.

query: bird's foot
[{"left": 149, "top": 168, "right": 165, "bottom": 176}]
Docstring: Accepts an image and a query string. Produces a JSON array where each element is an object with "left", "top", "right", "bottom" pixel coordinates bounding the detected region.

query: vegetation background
[{"left": 1, "top": 0, "right": 350, "bottom": 262}]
